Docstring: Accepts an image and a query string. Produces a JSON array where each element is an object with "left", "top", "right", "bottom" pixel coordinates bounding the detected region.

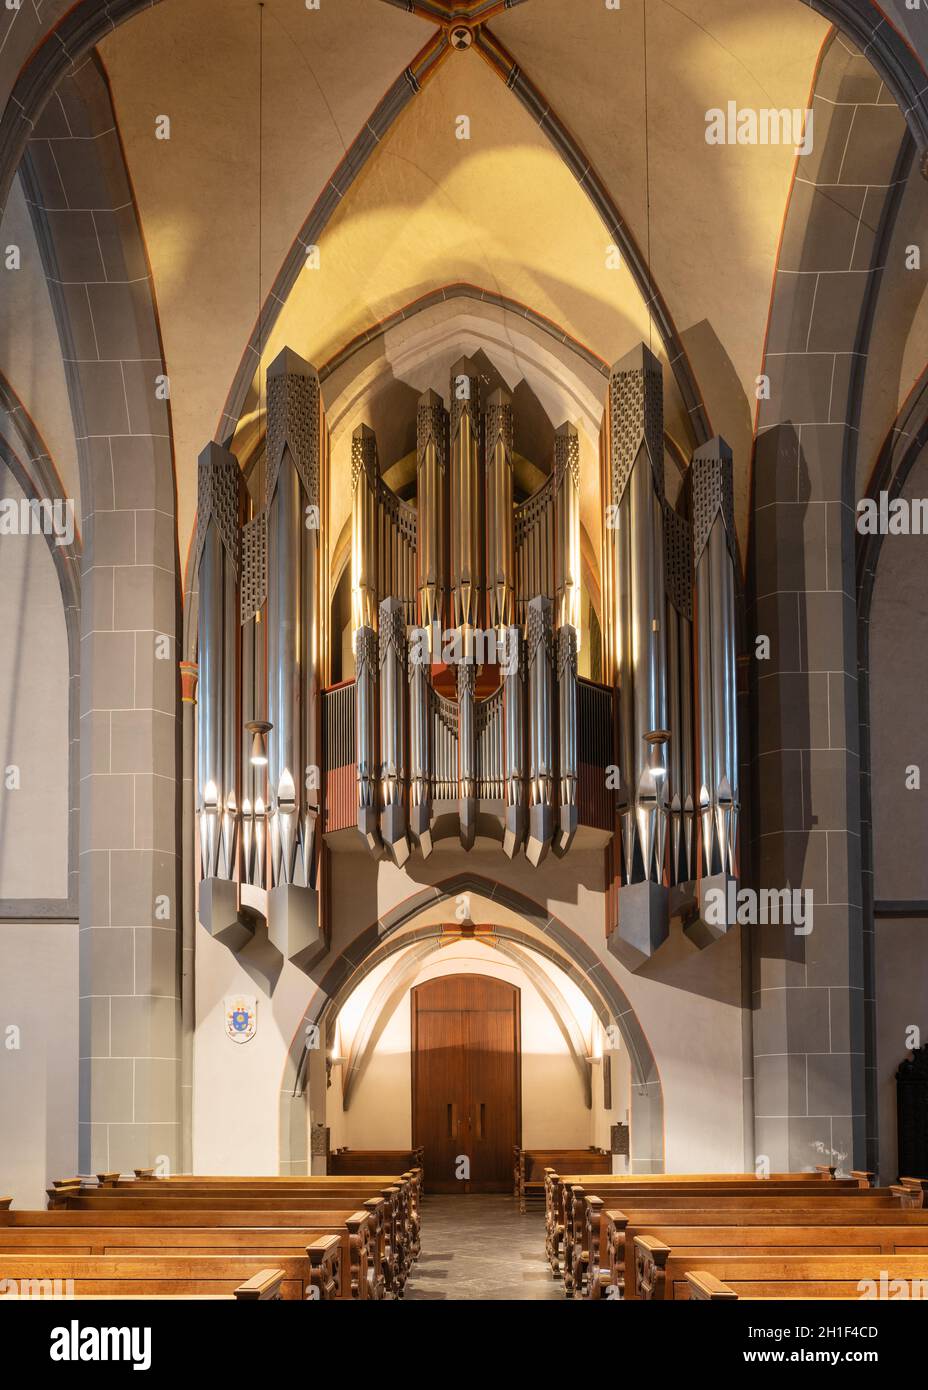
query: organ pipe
[
  {"left": 195, "top": 442, "right": 242, "bottom": 884},
  {"left": 526, "top": 596, "right": 554, "bottom": 866},
  {"left": 485, "top": 387, "right": 514, "bottom": 631},
  {"left": 502, "top": 625, "right": 525, "bottom": 859},
  {"left": 449, "top": 358, "right": 482, "bottom": 630},
  {"left": 663, "top": 500, "right": 695, "bottom": 886},
  {"left": 379, "top": 597, "right": 409, "bottom": 866},
  {"left": 692, "top": 437, "right": 739, "bottom": 884},
  {"left": 351, "top": 425, "right": 379, "bottom": 633},
  {"left": 355, "top": 625, "right": 380, "bottom": 854},
  {"left": 408, "top": 626, "right": 432, "bottom": 857},
  {"left": 458, "top": 656, "right": 477, "bottom": 850},
  {"left": 554, "top": 421, "right": 582, "bottom": 636},
  {"left": 263, "top": 348, "right": 324, "bottom": 967},
  {"left": 556, "top": 624, "right": 578, "bottom": 854},
  {"left": 417, "top": 389, "right": 447, "bottom": 637},
  {"left": 608, "top": 344, "right": 669, "bottom": 886}
]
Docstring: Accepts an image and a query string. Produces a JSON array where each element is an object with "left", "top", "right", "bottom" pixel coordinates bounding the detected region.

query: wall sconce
[{"left": 246, "top": 720, "right": 272, "bottom": 766}]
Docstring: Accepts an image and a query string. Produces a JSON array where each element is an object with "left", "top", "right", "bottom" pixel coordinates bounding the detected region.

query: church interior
[{"left": 1, "top": 0, "right": 928, "bottom": 1324}]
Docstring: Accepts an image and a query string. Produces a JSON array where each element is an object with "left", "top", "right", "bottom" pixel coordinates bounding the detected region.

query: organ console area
[{"left": 194, "top": 341, "right": 741, "bottom": 972}]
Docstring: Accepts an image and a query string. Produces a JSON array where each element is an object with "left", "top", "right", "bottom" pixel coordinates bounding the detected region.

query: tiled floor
[{"left": 404, "top": 1193, "right": 568, "bottom": 1301}]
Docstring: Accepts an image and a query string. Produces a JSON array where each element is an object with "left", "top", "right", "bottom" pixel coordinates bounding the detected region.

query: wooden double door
[{"left": 412, "top": 974, "right": 520, "bottom": 1193}]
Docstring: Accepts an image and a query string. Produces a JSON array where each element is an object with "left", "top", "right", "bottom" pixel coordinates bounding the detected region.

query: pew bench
[
  {"left": 589, "top": 1202, "right": 928, "bottom": 1299},
  {"left": 0, "top": 1256, "right": 320, "bottom": 1300},
  {"left": 329, "top": 1149, "right": 424, "bottom": 1185},
  {"left": 548, "top": 1174, "right": 885, "bottom": 1293},
  {"left": 49, "top": 1183, "right": 411, "bottom": 1295},
  {"left": 633, "top": 1246, "right": 928, "bottom": 1300},
  {"left": 513, "top": 1148, "right": 611, "bottom": 1214},
  {"left": 81, "top": 1171, "right": 423, "bottom": 1267},
  {"left": 622, "top": 1223, "right": 928, "bottom": 1299},
  {"left": 0, "top": 1221, "right": 350, "bottom": 1300},
  {"left": 543, "top": 1169, "right": 865, "bottom": 1273}
]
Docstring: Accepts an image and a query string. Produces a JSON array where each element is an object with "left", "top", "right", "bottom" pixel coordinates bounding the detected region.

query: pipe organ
[
  {"left": 196, "top": 348, "right": 327, "bottom": 970},
  {"left": 348, "top": 361, "right": 583, "bottom": 870},
  {"left": 602, "top": 344, "right": 740, "bottom": 964},
  {"left": 194, "top": 341, "right": 741, "bottom": 974}
]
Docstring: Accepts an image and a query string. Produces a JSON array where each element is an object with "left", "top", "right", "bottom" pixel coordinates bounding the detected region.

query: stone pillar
[
  {"left": 17, "top": 57, "right": 183, "bottom": 1177},
  {"left": 749, "top": 36, "right": 907, "bottom": 1173}
]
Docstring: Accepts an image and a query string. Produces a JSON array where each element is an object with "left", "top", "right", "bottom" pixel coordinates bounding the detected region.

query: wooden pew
[
  {"left": 0, "top": 1215, "right": 351, "bottom": 1300},
  {"left": 106, "top": 1170, "right": 424, "bottom": 1265},
  {"left": 0, "top": 1256, "right": 320, "bottom": 1300},
  {"left": 39, "top": 1199, "right": 385, "bottom": 1300},
  {"left": 590, "top": 1201, "right": 928, "bottom": 1299},
  {"left": 50, "top": 1178, "right": 416, "bottom": 1293},
  {"left": 513, "top": 1148, "right": 610, "bottom": 1214},
  {"left": 620, "top": 1220, "right": 928, "bottom": 1300},
  {"left": 546, "top": 1172, "right": 883, "bottom": 1292},
  {"left": 329, "top": 1148, "right": 424, "bottom": 1185},
  {"left": 635, "top": 1246, "right": 928, "bottom": 1300},
  {"left": 543, "top": 1167, "right": 867, "bottom": 1271}
]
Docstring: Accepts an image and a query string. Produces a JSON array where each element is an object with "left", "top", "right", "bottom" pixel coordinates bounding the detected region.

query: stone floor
[{"left": 403, "top": 1193, "right": 569, "bottom": 1301}]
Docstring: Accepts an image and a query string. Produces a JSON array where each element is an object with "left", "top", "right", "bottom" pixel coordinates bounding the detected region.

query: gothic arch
[
  {"left": 0, "top": 373, "right": 80, "bottom": 918},
  {"left": 278, "top": 872, "right": 665, "bottom": 1175}
]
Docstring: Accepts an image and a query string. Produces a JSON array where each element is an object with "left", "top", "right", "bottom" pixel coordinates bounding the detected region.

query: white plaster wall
[
  {"left": 0, "top": 923, "right": 78, "bottom": 1205},
  {"left": 192, "top": 924, "right": 312, "bottom": 1175},
  {"left": 0, "top": 466, "right": 69, "bottom": 900},
  {"left": 192, "top": 841, "right": 745, "bottom": 1174}
]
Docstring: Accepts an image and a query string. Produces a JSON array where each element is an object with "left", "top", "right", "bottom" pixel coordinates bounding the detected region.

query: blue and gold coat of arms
[{"left": 224, "top": 995, "right": 257, "bottom": 1044}]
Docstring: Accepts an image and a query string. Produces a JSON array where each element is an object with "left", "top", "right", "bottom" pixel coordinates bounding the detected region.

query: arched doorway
[
  {"left": 412, "top": 974, "right": 520, "bottom": 1193},
  {"left": 280, "top": 874, "right": 662, "bottom": 1177}
]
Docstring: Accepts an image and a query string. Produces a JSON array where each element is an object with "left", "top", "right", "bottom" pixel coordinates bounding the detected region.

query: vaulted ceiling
[{"left": 4, "top": 0, "right": 925, "bottom": 572}]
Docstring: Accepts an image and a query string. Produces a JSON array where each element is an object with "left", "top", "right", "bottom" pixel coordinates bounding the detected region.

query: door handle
[{"left": 447, "top": 1103, "right": 458, "bottom": 1138}]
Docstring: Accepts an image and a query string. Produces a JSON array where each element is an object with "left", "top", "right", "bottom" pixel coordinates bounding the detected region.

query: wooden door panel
[
  {"left": 412, "top": 1004, "right": 463, "bottom": 1193},
  {"left": 465, "top": 1001, "right": 518, "bottom": 1191},
  {"left": 412, "top": 974, "right": 520, "bottom": 1194}
]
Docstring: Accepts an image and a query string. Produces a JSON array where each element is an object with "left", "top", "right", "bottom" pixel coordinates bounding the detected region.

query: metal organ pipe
[
  {"left": 239, "top": 507, "right": 268, "bottom": 890},
  {"left": 449, "top": 359, "right": 482, "bottom": 631},
  {"left": 526, "top": 596, "right": 554, "bottom": 866},
  {"left": 554, "top": 421, "right": 582, "bottom": 636},
  {"left": 554, "top": 421, "right": 581, "bottom": 855},
  {"left": 408, "top": 626, "right": 432, "bottom": 856},
  {"left": 692, "top": 436, "right": 739, "bottom": 885},
  {"left": 556, "top": 625, "right": 578, "bottom": 854},
  {"left": 262, "top": 348, "right": 324, "bottom": 969},
  {"left": 195, "top": 442, "right": 242, "bottom": 883},
  {"left": 267, "top": 424, "right": 302, "bottom": 887},
  {"left": 663, "top": 500, "right": 695, "bottom": 886},
  {"left": 502, "top": 625, "right": 525, "bottom": 858},
  {"left": 351, "top": 425, "right": 379, "bottom": 634},
  {"left": 378, "top": 597, "right": 409, "bottom": 866},
  {"left": 355, "top": 625, "right": 380, "bottom": 854},
  {"left": 457, "top": 657, "right": 477, "bottom": 850},
  {"left": 608, "top": 345, "right": 669, "bottom": 886},
  {"left": 485, "top": 387, "right": 514, "bottom": 631}
]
